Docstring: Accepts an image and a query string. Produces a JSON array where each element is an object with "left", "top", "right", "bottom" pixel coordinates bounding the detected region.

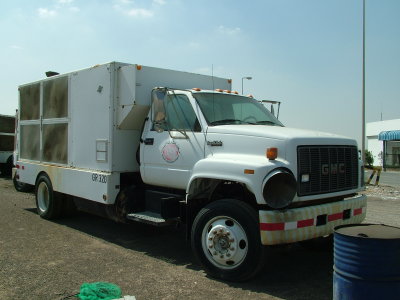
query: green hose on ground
[{"left": 77, "top": 282, "right": 122, "bottom": 300}]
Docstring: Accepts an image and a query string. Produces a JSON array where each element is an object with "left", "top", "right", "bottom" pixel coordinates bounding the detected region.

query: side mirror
[
  {"left": 153, "top": 119, "right": 167, "bottom": 133},
  {"left": 151, "top": 88, "right": 168, "bottom": 132}
]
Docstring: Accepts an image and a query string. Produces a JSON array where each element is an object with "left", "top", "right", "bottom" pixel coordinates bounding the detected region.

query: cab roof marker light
[
  {"left": 223, "top": 90, "right": 231, "bottom": 93},
  {"left": 247, "top": 94, "right": 254, "bottom": 98},
  {"left": 192, "top": 88, "right": 201, "bottom": 91},
  {"left": 136, "top": 65, "right": 142, "bottom": 70},
  {"left": 233, "top": 91, "right": 239, "bottom": 94}
]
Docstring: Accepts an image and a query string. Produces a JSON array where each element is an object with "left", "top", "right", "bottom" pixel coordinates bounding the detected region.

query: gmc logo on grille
[{"left": 322, "top": 163, "right": 345, "bottom": 175}]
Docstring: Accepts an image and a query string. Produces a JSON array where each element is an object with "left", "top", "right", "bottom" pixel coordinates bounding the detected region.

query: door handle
[{"left": 144, "top": 138, "right": 154, "bottom": 145}]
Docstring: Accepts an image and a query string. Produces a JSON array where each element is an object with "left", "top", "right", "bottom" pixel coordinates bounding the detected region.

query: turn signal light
[
  {"left": 136, "top": 65, "right": 142, "bottom": 70},
  {"left": 244, "top": 169, "right": 255, "bottom": 174},
  {"left": 266, "top": 148, "right": 278, "bottom": 160}
]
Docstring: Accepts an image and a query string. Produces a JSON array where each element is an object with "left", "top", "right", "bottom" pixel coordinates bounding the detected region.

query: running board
[{"left": 126, "top": 211, "right": 178, "bottom": 226}]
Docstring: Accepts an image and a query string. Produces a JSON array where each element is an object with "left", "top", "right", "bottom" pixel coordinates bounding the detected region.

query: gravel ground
[
  {"left": 0, "top": 176, "right": 399, "bottom": 300},
  {"left": 362, "top": 184, "right": 400, "bottom": 227}
]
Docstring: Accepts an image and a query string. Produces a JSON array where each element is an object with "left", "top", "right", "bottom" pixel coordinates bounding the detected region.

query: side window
[{"left": 164, "top": 94, "right": 201, "bottom": 132}]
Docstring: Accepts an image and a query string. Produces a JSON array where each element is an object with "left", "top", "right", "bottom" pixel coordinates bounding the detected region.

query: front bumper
[{"left": 259, "top": 194, "right": 366, "bottom": 245}]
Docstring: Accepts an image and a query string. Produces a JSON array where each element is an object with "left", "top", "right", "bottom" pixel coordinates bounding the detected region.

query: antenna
[
  {"left": 211, "top": 64, "right": 215, "bottom": 121},
  {"left": 211, "top": 64, "right": 215, "bottom": 90}
]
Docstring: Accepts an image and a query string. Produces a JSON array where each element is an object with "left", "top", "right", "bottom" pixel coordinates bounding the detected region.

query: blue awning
[{"left": 378, "top": 130, "right": 400, "bottom": 141}]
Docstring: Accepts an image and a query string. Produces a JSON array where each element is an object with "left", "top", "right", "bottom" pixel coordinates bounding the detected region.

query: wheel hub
[{"left": 207, "top": 225, "right": 238, "bottom": 259}]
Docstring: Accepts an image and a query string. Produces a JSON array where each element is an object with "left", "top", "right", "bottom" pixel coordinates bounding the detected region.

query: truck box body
[{"left": 17, "top": 62, "right": 231, "bottom": 202}]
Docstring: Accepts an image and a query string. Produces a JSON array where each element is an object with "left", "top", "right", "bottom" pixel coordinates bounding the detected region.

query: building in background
[{"left": 366, "top": 119, "right": 400, "bottom": 169}]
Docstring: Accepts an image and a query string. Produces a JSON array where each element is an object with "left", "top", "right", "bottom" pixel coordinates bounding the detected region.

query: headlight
[{"left": 263, "top": 169, "right": 297, "bottom": 209}]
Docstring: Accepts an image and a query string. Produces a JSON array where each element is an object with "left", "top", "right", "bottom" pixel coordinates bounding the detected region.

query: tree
[{"left": 365, "top": 150, "right": 374, "bottom": 168}]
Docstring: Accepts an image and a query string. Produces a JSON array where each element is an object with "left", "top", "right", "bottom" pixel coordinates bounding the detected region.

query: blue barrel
[{"left": 333, "top": 224, "right": 400, "bottom": 300}]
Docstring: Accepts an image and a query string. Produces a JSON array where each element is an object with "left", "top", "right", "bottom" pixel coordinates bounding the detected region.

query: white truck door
[{"left": 141, "top": 91, "right": 205, "bottom": 190}]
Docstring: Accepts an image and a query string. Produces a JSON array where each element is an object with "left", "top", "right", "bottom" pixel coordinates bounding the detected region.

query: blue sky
[{"left": 1, "top": 0, "right": 399, "bottom": 145}]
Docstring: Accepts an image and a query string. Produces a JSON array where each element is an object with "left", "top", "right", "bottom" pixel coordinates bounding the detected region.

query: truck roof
[{"left": 18, "top": 61, "right": 231, "bottom": 88}]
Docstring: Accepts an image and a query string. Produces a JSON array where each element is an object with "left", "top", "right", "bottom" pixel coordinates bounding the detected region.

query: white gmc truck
[{"left": 13, "top": 62, "right": 366, "bottom": 281}]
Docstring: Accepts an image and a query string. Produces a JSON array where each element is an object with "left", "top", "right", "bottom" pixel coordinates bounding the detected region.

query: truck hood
[
  {"left": 206, "top": 125, "right": 356, "bottom": 145},
  {"left": 205, "top": 125, "right": 358, "bottom": 164}
]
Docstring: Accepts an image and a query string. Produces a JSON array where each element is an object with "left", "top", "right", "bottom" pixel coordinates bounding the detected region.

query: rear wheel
[
  {"left": 191, "top": 199, "right": 265, "bottom": 281},
  {"left": 35, "top": 174, "right": 61, "bottom": 219}
]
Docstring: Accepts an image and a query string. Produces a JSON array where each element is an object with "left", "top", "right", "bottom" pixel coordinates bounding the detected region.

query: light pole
[
  {"left": 241, "top": 76, "right": 252, "bottom": 94},
  {"left": 362, "top": 0, "right": 366, "bottom": 164}
]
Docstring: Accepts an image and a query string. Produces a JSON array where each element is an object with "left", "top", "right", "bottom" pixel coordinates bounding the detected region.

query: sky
[{"left": 1, "top": 0, "right": 399, "bottom": 146}]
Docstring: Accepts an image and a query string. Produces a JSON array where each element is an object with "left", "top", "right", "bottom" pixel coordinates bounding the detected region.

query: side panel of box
[
  {"left": 70, "top": 64, "right": 113, "bottom": 172},
  {"left": 112, "top": 64, "right": 141, "bottom": 172}
]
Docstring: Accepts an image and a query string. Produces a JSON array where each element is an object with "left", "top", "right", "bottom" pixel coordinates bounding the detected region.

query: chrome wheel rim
[
  {"left": 201, "top": 216, "right": 248, "bottom": 269},
  {"left": 37, "top": 182, "right": 49, "bottom": 213}
]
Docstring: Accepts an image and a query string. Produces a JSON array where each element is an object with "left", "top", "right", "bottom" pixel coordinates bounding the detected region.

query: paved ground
[
  {"left": 0, "top": 176, "right": 399, "bottom": 300},
  {"left": 365, "top": 169, "right": 400, "bottom": 187}
]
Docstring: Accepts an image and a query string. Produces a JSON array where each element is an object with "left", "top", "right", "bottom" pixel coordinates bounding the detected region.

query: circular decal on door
[{"left": 162, "top": 143, "right": 180, "bottom": 163}]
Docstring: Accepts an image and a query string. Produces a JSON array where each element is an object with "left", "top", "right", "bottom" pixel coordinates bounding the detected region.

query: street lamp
[{"left": 241, "top": 76, "right": 252, "bottom": 94}]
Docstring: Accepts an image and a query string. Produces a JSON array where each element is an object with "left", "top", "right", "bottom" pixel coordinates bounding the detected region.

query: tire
[
  {"left": 13, "top": 175, "right": 33, "bottom": 192},
  {"left": 191, "top": 199, "right": 265, "bottom": 281},
  {"left": 35, "top": 174, "right": 62, "bottom": 219}
]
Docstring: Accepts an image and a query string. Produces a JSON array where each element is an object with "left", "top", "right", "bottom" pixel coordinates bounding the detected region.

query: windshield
[{"left": 193, "top": 93, "right": 283, "bottom": 126}]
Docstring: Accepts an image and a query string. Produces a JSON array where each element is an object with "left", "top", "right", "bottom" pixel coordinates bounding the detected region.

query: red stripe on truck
[
  {"left": 260, "top": 223, "right": 285, "bottom": 231},
  {"left": 297, "top": 219, "right": 314, "bottom": 228},
  {"left": 328, "top": 212, "right": 343, "bottom": 222}
]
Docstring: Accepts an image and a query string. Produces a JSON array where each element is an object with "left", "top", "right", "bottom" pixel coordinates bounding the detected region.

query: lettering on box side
[{"left": 91, "top": 173, "right": 108, "bottom": 183}]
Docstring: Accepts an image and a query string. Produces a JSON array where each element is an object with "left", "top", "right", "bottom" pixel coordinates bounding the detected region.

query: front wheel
[
  {"left": 35, "top": 174, "right": 61, "bottom": 219},
  {"left": 191, "top": 199, "right": 265, "bottom": 281}
]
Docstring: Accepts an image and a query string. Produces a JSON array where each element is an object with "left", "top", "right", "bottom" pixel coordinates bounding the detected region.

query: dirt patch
[{"left": 362, "top": 184, "right": 400, "bottom": 201}]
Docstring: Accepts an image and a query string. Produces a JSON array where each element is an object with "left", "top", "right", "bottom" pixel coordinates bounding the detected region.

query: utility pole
[{"left": 362, "top": 0, "right": 366, "bottom": 164}]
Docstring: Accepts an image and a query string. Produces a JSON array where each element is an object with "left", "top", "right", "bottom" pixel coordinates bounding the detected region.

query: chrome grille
[{"left": 297, "top": 146, "right": 358, "bottom": 196}]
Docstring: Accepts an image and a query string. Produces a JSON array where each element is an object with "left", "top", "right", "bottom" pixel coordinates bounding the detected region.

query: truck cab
[{"left": 138, "top": 87, "right": 366, "bottom": 280}]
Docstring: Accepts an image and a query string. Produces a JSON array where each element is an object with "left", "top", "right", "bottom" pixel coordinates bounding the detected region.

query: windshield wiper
[
  {"left": 210, "top": 119, "right": 254, "bottom": 125},
  {"left": 256, "top": 120, "right": 278, "bottom": 126}
]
